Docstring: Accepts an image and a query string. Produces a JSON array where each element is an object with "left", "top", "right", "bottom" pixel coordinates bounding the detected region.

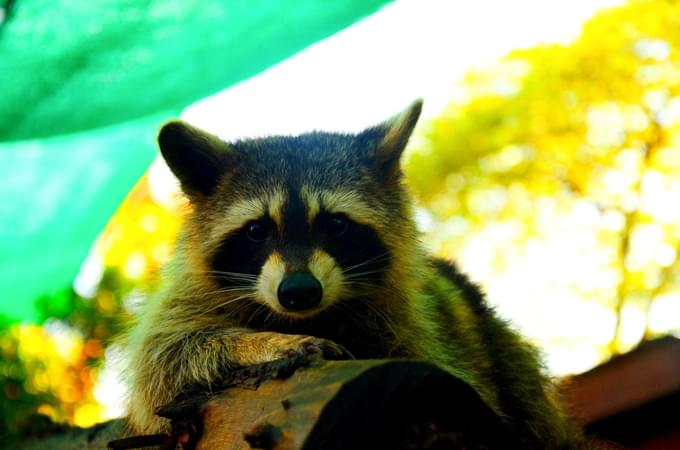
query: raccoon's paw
[
  {"left": 232, "top": 332, "right": 353, "bottom": 366},
  {"left": 278, "top": 334, "right": 354, "bottom": 361}
]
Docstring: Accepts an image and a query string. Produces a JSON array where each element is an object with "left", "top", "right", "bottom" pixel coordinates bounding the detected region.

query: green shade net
[{"left": 0, "top": 0, "right": 391, "bottom": 323}]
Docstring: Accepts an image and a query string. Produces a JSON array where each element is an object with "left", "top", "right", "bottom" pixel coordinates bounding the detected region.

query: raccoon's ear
[
  {"left": 361, "top": 99, "right": 423, "bottom": 178},
  {"left": 158, "top": 121, "right": 233, "bottom": 198}
]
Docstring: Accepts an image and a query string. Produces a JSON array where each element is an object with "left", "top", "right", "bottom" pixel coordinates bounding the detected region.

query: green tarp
[{"left": 0, "top": 0, "right": 391, "bottom": 322}]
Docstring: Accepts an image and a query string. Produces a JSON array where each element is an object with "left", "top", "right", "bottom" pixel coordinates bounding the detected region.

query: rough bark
[{"left": 19, "top": 357, "right": 522, "bottom": 450}]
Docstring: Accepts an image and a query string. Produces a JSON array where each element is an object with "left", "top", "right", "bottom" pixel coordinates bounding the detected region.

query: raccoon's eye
[
  {"left": 325, "top": 215, "right": 348, "bottom": 237},
  {"left": 246, "top": 221, "right": 269, "bottom": 242}
]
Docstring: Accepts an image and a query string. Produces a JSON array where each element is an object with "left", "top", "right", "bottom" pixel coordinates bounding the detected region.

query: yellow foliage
[
  {"left": 406, "top": 0, "right": 680, "bottom": 372},
  {"left": 99, "top": 173, "right": 183, "bottom": 284},
  {"left": 4, "top": 323, "right": 104, "bottom": 427}
]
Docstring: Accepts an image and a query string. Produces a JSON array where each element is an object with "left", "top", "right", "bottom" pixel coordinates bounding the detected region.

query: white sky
[{"left": 182, "top": 0, "right": 626, "bottom": 138}]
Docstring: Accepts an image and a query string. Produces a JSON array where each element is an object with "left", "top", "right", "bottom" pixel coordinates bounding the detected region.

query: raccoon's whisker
[
  {"left": 358, "top": 280, "right": 406, "bottom": 301},
  {"left": 211, "top": 273, "right": 258, "bottom": 279},
  {"left": 252, "top": 303, "right": 269, "bottom": 319},
  {"left": 355, "top": 297, "right": 401, "bottom": 340},
  {"left": 340, "top": 259, "right": 388, "bottom": 275},
  {"left": 244, "top": 304, "right": 269, "bottom": 328},
  {"left": 332, "top": 298, "right": 400, "bottom": 344},
  {"left": 211, "top": 286, "right": 257, "bottom": 295},
  {"left": 265, "top": 308, "right": 278, "bottom": 325},
  {"left": 213, "top": 278, "right": 258, "bottom": 285},
  {"left": 189, "top": 270, "right": 260, "bottom": 282},
  {"left": 200, "top": 293, "right": 256, "bottom": 316},
  {"left": 187, "top": 285, "right": 255, "bottom": 294},
  {"left": 343, "top": 280, "right": 384, "bottom": 291},
  {"left": 170, "top": 286, "right": 255, "bottom": 301},
  {"left": 190, "top": 269, "right": 258, "bottom": 278},
  {"left": 209, "top": 286, "right": 255, "bottom": 294},
  {"left": 343, "top": 270, "right": 388, "bottom": 280},
  {"left": 212, "top": 277, "right": 258, "bottom": 284},
  {"left": 329, "top": 301, "right": 363, "bottom": 324},
  {"left": 221, "top": 301, "right": 257, "bottom": 321},
  {"left": 343, "top": 284, "right": 378, "bottom": 295},
  {"left": 344, "top": 276, "right": 382, "bottom": 283},
  {"left": 207, "top": 293, "right": 254, "bottom": 309},
  {"left": 341, "top": 253, "right": 391, "bottom": 273},
  {"left": 344, "top": 267, "right": 386, "bottom": 275}
]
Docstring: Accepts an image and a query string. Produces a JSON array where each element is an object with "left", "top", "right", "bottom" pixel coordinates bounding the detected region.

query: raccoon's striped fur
[{"left": 124, "top": 101, "right": 587, "bottom": 448}]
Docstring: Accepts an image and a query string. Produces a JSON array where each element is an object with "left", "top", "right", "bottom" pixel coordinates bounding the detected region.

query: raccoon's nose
[{"left": 277, "top": 272, "right": 323, "bottom": 311}]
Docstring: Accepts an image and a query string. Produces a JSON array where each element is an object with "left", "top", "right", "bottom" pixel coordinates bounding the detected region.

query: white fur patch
[
  {"left": 308, "top": 249, "right": 344, "bottom": 307},
  {"left": 256, "top": 252, "right": 285, "bottom": 310}
]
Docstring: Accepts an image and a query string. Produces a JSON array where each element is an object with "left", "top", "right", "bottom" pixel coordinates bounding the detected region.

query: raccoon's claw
[
  {"left": 321, "top": 341, "right": 355, "bottom": 360},
  {"left": 280, "top": 336, "right": 354, "bottom": 361},
  {"left": 302, "top": 339, "right": 354, "bottom": 360}
]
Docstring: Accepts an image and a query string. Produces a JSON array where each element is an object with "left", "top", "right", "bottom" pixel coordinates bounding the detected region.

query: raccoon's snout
[{"left": 277, "top": 272, "right": 323, "bottom": 311}]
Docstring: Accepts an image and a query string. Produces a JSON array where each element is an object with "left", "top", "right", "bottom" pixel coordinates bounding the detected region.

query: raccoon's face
[
  {"left": 208, "top": 187, "right": 393, "bottom": 318},
  {"left": 158, "top": 100, "right": 422, "bottom": 320}
]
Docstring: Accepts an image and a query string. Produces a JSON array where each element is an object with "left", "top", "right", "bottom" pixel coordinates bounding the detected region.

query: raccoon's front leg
[
  {"left": 127, "top": 328, "right": 347, "bottom": 433},
  {"left": 224, "top": 329, "right": 349, "bottom": 365}
]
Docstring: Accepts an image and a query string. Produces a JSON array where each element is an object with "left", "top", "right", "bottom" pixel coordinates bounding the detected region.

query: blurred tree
[
  {"left": 0, "top": 272, "right": 127, "bottom": 437},
  {"left": 407, "top": 0, "right": 680, "bottom": 361}
]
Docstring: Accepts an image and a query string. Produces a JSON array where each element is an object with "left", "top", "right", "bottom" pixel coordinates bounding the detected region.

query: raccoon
[{"left": 124, "top": 100, "right": 585, "bottom": 448}]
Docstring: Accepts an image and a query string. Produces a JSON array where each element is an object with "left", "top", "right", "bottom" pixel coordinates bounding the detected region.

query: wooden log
[
  {"left": 150, "top": 356, "right": 521, "bottom": 449},
  {"left": 20, "top": 356, "right": 521, "bottom": 449}
]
